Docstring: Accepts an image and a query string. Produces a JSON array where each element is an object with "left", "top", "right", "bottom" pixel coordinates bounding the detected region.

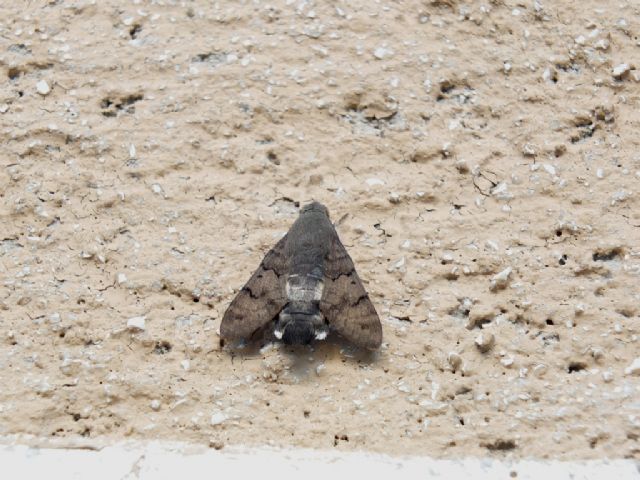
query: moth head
[{"left": 300, "top": 201, "right": 329, "bottom": 217}]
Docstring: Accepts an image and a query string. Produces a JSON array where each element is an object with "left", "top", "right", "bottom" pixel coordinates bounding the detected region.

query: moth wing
[
  {"left": 220, "top": 234, "right": 289, "bottom": 341},
  {"left": 320, "top": 233, "right": 382, "bottom": 350}
]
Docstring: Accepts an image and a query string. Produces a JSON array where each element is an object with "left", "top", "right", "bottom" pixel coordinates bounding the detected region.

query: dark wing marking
[
  {"left": 320, "top": 233, "right": 382, "bottom": 350},
  {"left": 220, "top": 234, "right": 289, "bottom": 341}
]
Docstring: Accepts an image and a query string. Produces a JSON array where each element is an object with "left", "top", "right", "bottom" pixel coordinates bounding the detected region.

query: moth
[{"left": 220, "top": 202, "right": 382, "bottom": 350}]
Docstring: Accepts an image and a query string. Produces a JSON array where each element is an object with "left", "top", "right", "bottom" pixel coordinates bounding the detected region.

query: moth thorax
[{"left": 285, "top": 274, "right": 324, "bottom": 302}]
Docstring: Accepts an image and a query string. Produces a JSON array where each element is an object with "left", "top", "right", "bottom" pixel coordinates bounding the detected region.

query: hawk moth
[{"left": 220, "top": 202, "right": 382, "bottom": 350}]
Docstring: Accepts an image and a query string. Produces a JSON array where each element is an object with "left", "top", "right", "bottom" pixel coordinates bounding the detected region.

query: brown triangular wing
[
  {"left": 220, "top": 234, "right": 289, "bottom": 341},
  {"left": 320, "top": 233, "right": 382, "bottom": 350}
]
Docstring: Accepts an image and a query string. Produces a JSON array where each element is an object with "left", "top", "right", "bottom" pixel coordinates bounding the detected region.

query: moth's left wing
[
  {"left": 320, "top": 233, "right": 382, "bottom": 350},
  {"left": 220, "top": 234, "right": 289, "bottom": 341}
]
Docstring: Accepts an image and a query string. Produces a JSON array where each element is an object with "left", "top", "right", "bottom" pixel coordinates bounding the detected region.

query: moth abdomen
[
  {"left": 279, "top": 319, "right": 315, "bottom": 345},
  {"left": 275, "top": 302, "right": 327, "bottom": 345}
]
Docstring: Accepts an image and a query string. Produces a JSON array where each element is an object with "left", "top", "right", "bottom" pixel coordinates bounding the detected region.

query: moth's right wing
[
  {"left": 320, "top": 233, "right": 382, "bottom": 350},
  {"left": 220, "top": 234, "right": 289, "bottom": 341}
]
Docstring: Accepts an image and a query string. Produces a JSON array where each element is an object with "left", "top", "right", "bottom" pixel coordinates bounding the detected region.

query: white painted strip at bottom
[{"left": 0, "top": 441, "right": 637, "bottom": 480}]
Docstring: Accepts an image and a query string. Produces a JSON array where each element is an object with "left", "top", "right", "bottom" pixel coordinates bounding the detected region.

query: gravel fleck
[
  {"left": 210, "top": 412, "right": 228, "bottom": 426},
  {"left": 389, "top": 192, "right": 401, "bottom": 204},
  {"left": 447, "top": 352, "right": 462, "bottom": 370},
  {"left": 490, "top": 267, "right": 512, "bottom": 292},
  {"left": 475, "top": 332, "right": 495, "bottom": 353},
  {"left": 500, "top": 356, "right": 514, "bottom": 368},
  {"left": 624, "top": 358, "right": 640, "bottom": 376},
  {"left": 543, "top": 164, "right": 556, "bottom": 176},
  {"left": 36, "top": 79, "right": 51, "bottom": 96},
  {"left": 612, "top": 63, "right": 630, "bottom": 79},
  {"left": 366, "top": 178, "right": 385, "bottom": 187},
  {"left": 533, "top": 364, "right": 548, "bottom": 378},
  {"left": 490, "top": 182, "right": 512, "bottom": 200},
  {"left": 441, "top": 252, "right": 454, "bottom": 264},
  {"left": 419, "top": 400, "right": 449, "bottom": 416},
  {"left": 387, "top": 256, "right": 406, "bottom": 273},
  {"left": 522, "top": 144, "right": 536, "bottom": 156},
  {"left": 373, "top": 46, "right": 392, "bottom": 60},
  {"left": 127, "top": 316, "right": 146, "bottom": 332}
]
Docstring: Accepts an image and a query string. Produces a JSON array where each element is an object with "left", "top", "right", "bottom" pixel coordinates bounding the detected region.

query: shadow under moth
[{"left": 220, "top": 202, "right": 382, "bottom": 350}]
